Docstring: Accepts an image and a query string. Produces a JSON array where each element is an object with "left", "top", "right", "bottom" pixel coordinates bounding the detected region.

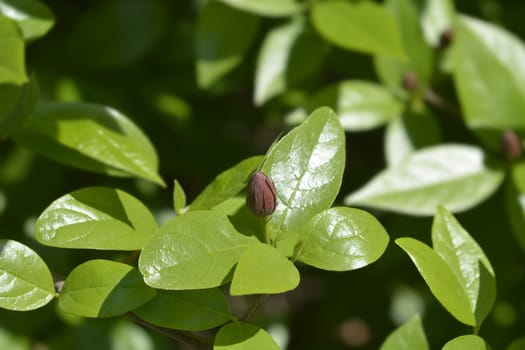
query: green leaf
[
  {"left": 442, "top": 335, "right": 491, "bottom": 350},
  {"left": 384, "top": 108, "right": 441, "bottom": 166},
  {"left": 0, "top": 0, "right": 55, "bottom": 41},
  {"left": 303, "top": 81, "right": 402, "bottom": 131},
  {"left": 506, "top": 162, "right": 525, "bottom": 251},
  {"left": 380, "top": 314, "right": 429, "bottom": 350},
  {"left": 374, "top": 0, "right": 433, "bottom": 95},
  {"left": 297, "top": 207, "right": 389, "bottom": 271},
  {"left": 263, "top": 107, "right": 345, "bottom": 233},
  {"left": 0, "top": 239, "right": 55, "bottom": 311},
  {"left": 35, "top": 187, "right": 158, "bottom": 250},
  {"left": 0, "top": 326, "right": 30, "bottom": 350},
  {"left": 396, "top": 237, "right": 475, "bottom": 325},
  {"left": 0, "top": 14, "right": 28, "bottom": 85},
  {"left": 196, "top": 1, "right": 259, "bottom": 88},
  {"left": 190, "top": 156, "right": 264, "bottom": 210},
  {"left": 420, "top": 0, "right": 455, "bottom": 47},
  {"left": 59, "top": 259, "right": 156, "bottom": 318},
  {"left": 230, "top": 243, "right": 299, "bottom": 295},
  {"left": 173, "top": 179, "right": 187, "bottom": 215},
  {"left": 453, "top": 15, "right": 525, "bottom": 130},
  {"left": 345, "top": 145, "right": 504, "bottom": 215},
  {"left": 255, "top": 16, "right": 328, "bottom": 105},
  {"left": 14, "top": 102, "right": 165, "bottom": 186},
  {"left": 139, "top": 210, "right": 257, "bottom": 290},
  {"left": 508, "top": 337, "right": 525, "bottom": 350},
  {"left": 432, "top": 206, "right": 496, "bottom": 325},
  {"left": 133, "top": 289, "right": 232, "bottom": 331},
  {"left": 311, "top": 0, "right": 405, "bottom": 59},
  {"left": 216, "top": 0, "right": 305, "bottom": 17},
  {"left": 214, "top": 322, "right": 280, "bottom": 350},
  {"left": 111, "top": 321, "right": 154, "bottom": 350}
]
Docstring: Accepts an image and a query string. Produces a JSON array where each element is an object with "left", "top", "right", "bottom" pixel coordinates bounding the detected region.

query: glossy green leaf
[
  {"left": 311, "top": 0, "right": 405, "bottom": 59},
  {"left": 217, "top": 0, "right": 305, "bottom": 17},
  {"left": 263, "top": 107, "right": 345, "bottom": 233},
  {"left": 255, "top": 17, "right": 328, "bottom": 105},
  {"left": 297, "top": 207, "right": 389, "bottom": 271},
  {"left": 345, "top": 145, "right": 504, "bottom": 215},
  {"left": 420, "top": 0, "right": 455, "bottom": 47},
  {"left": 442, "top": 335, "right": 491, "bottom": 350},
  {"left": 190, "top": 156, "right": 263, "bottom": 210},
  {"left": 506, "top": 162, "right": 525, "bottom": 251},
  {"left": 374, "top": 0, "right": 433, "bottom": 95},
  {"left": 35, "top": 187, "right": 158, "bottom": 250},
  {"left": 432, "top": 206, "right": 496, "bottom": 325},
  {"left": 304, "top": 81, "right": 402, "bottom": 131},
  {"left": 0, "top": 0, "right": 54, "bottom": 41},
  {"left": 0, "top": 239, "right": 55, "bottom": 311},
  {"left": 65, "top": 0, "right": 167, "bottom": 69},
  {"left": 59, "top": 259, "right": 156, "bottom": 318},
  {"left": 384, "top": 109, "right": 441, "bottom": 166},
  {"left": 139, "top": 210, "right": 257, "bottom": 290},
  {"left": 214, "top": 322, "right": 280, "bottom": 350},
  {"left": 380, "top": 314, "right": 429, "bottom": 350},
  {"left": 230, "top": 243, "right": 299, "bottom": 295},
  {"left": 173, "top": 179, "right": 187, "bottom": 215},
  {"left": 133, "top": 289, "right": 232, "bottom": 331},
  {"left": 453, "top": 15, "right": 525, "bottom": 130},
  {"left": 396, "top": 237, "right": 475, "bottom": 325},
  {"left": 196, "top": 1, "right": 259, "bottom": 88},
  {"left": 14, "top": 102, "right": 165, "bottom": 186},
  {"left": 0, "top": 15, "right": 27, "bottom": 85}
]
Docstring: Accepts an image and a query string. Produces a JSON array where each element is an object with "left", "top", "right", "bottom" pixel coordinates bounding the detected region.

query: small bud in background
[
  {"left": 402, "top": 71, "right": 419, "bottom": 93},
  {"left": 246, "top": 171, "right": 277, "bottom": 217},
  {"left": 438, "top": 28, "right": 454, "bottom": 49},
  {"left": 501, "top": 130, "right": 522, "bottom": 161}
]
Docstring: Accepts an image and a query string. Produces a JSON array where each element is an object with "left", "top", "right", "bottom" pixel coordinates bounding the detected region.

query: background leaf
[
  {"left": 506, "top": 161, "right": 525, "bottom": 251},
  {"left": 441, "top": 335, "right": 491, "bottom": 350},
  {"left": 0, "top": 77, "right": 38, "bottom": 138},
  {"left": 35, "top": 187, "right": 158, "bottom": 250},
  {"left": 263, "top": 107, "right": 345, "bottom": 233},
  {"left": 0, "top": 239, "right": 55, "bottom": 311},
  {"left": 196, "top": 1, "right": 259, "bottom": 88},
  {"left": 0, "top": 0, "right": 54, "bottom": 41},
  {"left": 214, "top": 322, "right": 280, "bottom": 350},
  {"left": 374, "top": 0, "right": 433, "bottom": 95},
  {"left": 297, "top": 207, "right": 389, "bottom": 271},
  {"left": 311, "top": 0, "right": 405, "bottom": 58},
  {"left": 345, "top": 145, "right": 504, "bottom": 215},
  {"left": 420, "top": 0, "right": 455, "bottom": 47},
  {"left": 14, "top": 102, "right": 165, "bottom": 185},
  {"left": 0, "top": 14, "right": 27, "bottom": 85},
  {"left": 173, "top": 179, "right": 187, "bottom": 215},
  {"left": 453, "top": 15, "right": 525, "bottom": 130},
  {"left": 396, "top": 237, "right": 476, "bottom": 325},
  {"left": 230, "top": 243, "right": 299, "bottom": 295},
  {"left": 139, "top": 210, "right": 257, "bottom": 290},
  {"left": 216, "top": 0, "right": 305, "bottom": 17},
  {"left": 190, "top": 156, "right": 263, "bottom": 211},
  {"left": 303, "top": 81, "right": 403, "bottom": 131},
  {"left": 133, "top": 289, "right": 232, "bottom": 331},
  {"left": 379, "top": 314, "right": 429, "bottom": 350},
  {"left": 432, "top": 206, "right": 496, "bottom": 325},
  {"left": 59, "top": 259, "right": 156, "bottom": 318}
]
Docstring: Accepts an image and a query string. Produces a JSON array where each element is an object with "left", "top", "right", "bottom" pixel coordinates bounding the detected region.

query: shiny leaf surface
[
  {"left": 35, "top": 187, "right": 158, "bottom": 250},
  {"left": 0, "top": 0, "right": 54, "bottom": 41}
]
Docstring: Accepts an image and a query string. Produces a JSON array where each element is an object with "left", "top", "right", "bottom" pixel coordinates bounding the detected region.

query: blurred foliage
[{"left": 1, "top": 0, "right": 525, "bottom": 349}]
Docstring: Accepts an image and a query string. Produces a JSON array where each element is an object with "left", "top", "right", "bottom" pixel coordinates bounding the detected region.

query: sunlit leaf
[
  {"left": 0, "top": 239, "right": 55, "bottom": 311},
  {"left": 442, "top": 335, "right": 491, "bottom": 350},
  {"left": 0, "top": 14, "right": 27, "bottom": 85},
  {"left": 380, "top": 314, "right": 429, "bottom": 350},
  {"left": 214, "top": 322, "right": 280, "bottom": 350},
  {"left": 35, "top": 187, "right": 158, "bottom": 250},
  {"left": 0, "top": 0, "right": 54, "bottom": 41},
  {"left": 59, "top": 259, "right": 156, "bottom": 318},
  {"left": 217, "top": 0, "right": 305, "bottom": 17}
]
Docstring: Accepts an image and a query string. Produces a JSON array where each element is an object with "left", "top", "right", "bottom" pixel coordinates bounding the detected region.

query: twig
[
  {"left": 241, "top": 294, "right": 268, "bottom": 321},
  {"left": 423, "top": 88, "right": 462, "bottom": 118}
]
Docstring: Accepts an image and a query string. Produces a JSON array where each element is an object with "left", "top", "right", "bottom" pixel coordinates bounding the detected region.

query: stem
[
  {"left": 473, "top": 325, "right": 480, "bottom": 336},
  {"left": 423, "top": 88, "right": 462, "bottom": 119},
  {"left": 241, "top": 294, "right": 268, "bottom": 321},
  {"left": 124, "top": 312, "right": 214, "bottom": 349}
]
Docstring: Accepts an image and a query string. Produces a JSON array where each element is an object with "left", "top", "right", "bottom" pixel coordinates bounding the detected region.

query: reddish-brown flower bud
[
  {"left": 246, "top": 171, "right": 277, "bottom": 217},
  {"left": 501, "top": 130, "right": 522, "bottom": 161}
]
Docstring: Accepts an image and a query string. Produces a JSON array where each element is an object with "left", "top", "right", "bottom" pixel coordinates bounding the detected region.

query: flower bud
[
  {"left": 246, "top": 171, "right": 277, "bottom": 217},
  {"left": 501, "top": 129, "right": 522, "bottom": 161}
]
